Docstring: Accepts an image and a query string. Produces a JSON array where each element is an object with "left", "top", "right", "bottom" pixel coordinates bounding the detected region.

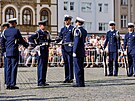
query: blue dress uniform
[
  {"left": 73, "top": 17, "right": 87, "bottom": 87},
  {"left": 28, "top": 20, "right": 52, "bottom": 86},
  {"left": 56, "top": 15, "right": 74, "bottom": 83},
  {"left": 124, "top": 23, "right": 135, "bottom": 76},
  {"left": 104, "top": 21, "right": 120, "bottom": 76},
  {"left": 1, "top": 22, "right": 9, "bottom": 84},
  {"left": 1, "top": 18, "right": 29, "bottom": 89}
]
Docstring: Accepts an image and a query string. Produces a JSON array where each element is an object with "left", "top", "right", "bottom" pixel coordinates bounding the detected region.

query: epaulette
[
  {"left": 73, "top": 27, "right": 82, "bottom": 38},
  {"left": 35, "top": 30, "right": 40, "bottom": 40}
]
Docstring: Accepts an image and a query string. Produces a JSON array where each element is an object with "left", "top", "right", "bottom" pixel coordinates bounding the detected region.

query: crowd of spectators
[{"left": 1, "top": 34, "right": 126, "bottom": 68}]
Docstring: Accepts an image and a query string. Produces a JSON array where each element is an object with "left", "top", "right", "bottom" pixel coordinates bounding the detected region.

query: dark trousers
[
  {"left": 62, "top": 51, "right": 74, "bottom": 81},
  {"left": 129, "top": 54, "right": 135, "bottom": 75},
  {"left": 4, "top": 56, "right": 7, "bottom": 84},
  {"left": 128, "top": 53, "right": 133, "bottom": 75},
  {"left": 6, "top": 56, "right": 19, "bottom": 86},
  {"left": 108, "top": 52, "right": 118, "bottom": 75},
  {"left": 73, "top": 57, "right": 85, "bottom": 86},
  {"left": 37, "top": 47, "right": 48, "bottom": 85}
]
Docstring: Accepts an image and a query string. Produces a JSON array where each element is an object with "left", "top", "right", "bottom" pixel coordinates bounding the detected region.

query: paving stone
[{"left": 0, "top": 67, "right": 135, "bottom": 101}]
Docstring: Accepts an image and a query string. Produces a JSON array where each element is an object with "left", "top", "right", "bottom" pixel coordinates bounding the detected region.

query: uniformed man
[
  {"left": 104, "top": 21, "right": 120, "bottom": 76},
  {"left": 73, "top": 17, "right": 87, "bottom": 87},
  {"left": 1, "top": 22, "right": 9, "bottom": 84},
  {"left": 56, "top": 15, "right": 74, "bottom": 83},
  {"left": 124, "top": 23, "right": 135, "bottom": 77},
  {"left": 1, "top": 18, "right": 29, "bottom": 89},
  {"left": 28, "top": 19, "right": 52, "bottom": 86}
]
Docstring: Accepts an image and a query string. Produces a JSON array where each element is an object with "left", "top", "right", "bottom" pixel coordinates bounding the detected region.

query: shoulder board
[{"left": 74, "top": 28, "right": 82, "bottom": 37}]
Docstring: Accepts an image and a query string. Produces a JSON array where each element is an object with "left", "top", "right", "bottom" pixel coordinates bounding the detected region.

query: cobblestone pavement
[{"left": 0, "top": 67, "right": 135, "bottom": 101}]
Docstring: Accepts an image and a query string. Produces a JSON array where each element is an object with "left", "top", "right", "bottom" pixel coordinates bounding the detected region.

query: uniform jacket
[
  {"left": 1, "top": 27, "right": 29, "bottom": 57},
  {"left": 57, "top": 25, "right": 74, "bottom": 52},
  {"left": 104, "top": 30, "right": 120, "bottom": 52},
  {"left": 124, "top": 32, "right": 135, "bottom": 54},
  {"left": 73, "top": 26, "right": 87, "bottom": 57},
  {"left": 28, "top": 29, "right": 51, "bottom": 56}
]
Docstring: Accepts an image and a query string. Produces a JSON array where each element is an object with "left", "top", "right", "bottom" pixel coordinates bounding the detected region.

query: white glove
[
  {"left": 68, "top": 44, "right": 72, "bottom": 47},
  {"left": 4, "top": 52, "right": 6, "bottom": 57},
  {"left": 124, "top": 51, "right": 127, "bottom": 55},
  {"left": 73, "top": 53, "right": 76, "bottom": 57}
]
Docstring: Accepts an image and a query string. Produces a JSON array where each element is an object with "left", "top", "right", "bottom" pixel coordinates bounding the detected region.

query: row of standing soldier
[
  {"left": 2, "top": 16, "right": 135, "bottom": 90},
  {"left": 1, "top": 15, "right": 87, "bottom": 90},
  {"left": 103, "top": 21, "right": 135, "bottom": 77}
]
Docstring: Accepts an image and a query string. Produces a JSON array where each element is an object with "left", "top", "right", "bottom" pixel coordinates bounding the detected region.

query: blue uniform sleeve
[
  {"left": 104, "top": 32, "right": 109, "bottom": 49},
  {"left": 17, "top": 29, "right": 29, "bottom": 48},
  {"left": 56, "top": 28, "right": 63, "bottom": 43},
  {"left": 117, "top": 32, "right": 121, "bottom": 49},
  {"left": 1, "top": 36, "right": 6, "bottom": 53},
  {"left": 124, "top": 34, "right": 127, "bottom": 50},
  {"left": 28, "top": 32, "right": 38, "bottom": 45},
  {"left": 73, "top": 30, "right": 80, "bottom": 53}
]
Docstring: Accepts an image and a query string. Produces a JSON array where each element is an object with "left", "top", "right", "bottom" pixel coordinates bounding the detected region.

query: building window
[
  {"left": 121, "top": 0, "right": 128, "bottom": 5},
  {"left": 5, "top": 7, "right": 16, "bottom": 22},
  {"left": 99, "top": 23, "right": 108, "bottom": 31},
  {"left": 104, "top": 4, "right": 108, "bottom": 13},
  {"left": 98, "top": 3, "right": 103, "bottom": 12},
  {"left": 23, "top": 8, "right": 32, "bottom": 25},
  {"left": 64, "top": 1, "right": 68, "bottom": 10},
  {"left": 70, "top": 2, "right": 74, "bottom": 11},
  {"left": 40, "top": 10, "right": 49, "bottom": 26},
  {"left": 81, "top": 2, "right": 92, "bottom": 12},
  {"left": 84, "top": 22, "right": 92, "bottom": 31},
  {"left": 121, "top": 15, "right": 128, "bottom": 28}
]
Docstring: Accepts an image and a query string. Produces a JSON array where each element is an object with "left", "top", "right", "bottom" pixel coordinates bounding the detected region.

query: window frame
[
  {"left": 5, "top": 7, "right": 16, "bottom": 22},
  {"left": 121, "top": 15, "right": 128, "bottom": 28},
  {"left": 22, "top": 8, "right": 33, "bottom": 25}
]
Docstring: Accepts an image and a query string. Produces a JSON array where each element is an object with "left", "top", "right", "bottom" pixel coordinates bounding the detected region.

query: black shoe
[
  {"left": 38, "top": 83, "right": 49, "bottom": 86},
  {"left": 72, "top": 85, "right": 85, "bottom": 87},
  {"left": 6, "top": 86, "right": 11, "bottom": 89},
  {"left": 108, "top": 74, "right": 113, "bottom": 76},
  {"left": 114, "top": 74, "right": 118, "bottom": 76},
  {"left": 10, "top": 86, "right": 19, "bottom": 89},
  {"left": 44, "top": 83, "right": 49, "bottom": 86},
  {"left": 63, "top": 80, "right": 68, "bottom": 83},
  {"left": 38, "top": 84, "right": 45, "bottom": 86},
  {"left": 67, "top": 80, "right": 73, "bottom": 83},
  {"left": 128, "top": 74, "right": 133, "bottom": 77}
]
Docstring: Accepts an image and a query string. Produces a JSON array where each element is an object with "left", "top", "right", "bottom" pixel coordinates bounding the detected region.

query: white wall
[{"left": 58, "top": 0, "right": 114, "bottom": 34}]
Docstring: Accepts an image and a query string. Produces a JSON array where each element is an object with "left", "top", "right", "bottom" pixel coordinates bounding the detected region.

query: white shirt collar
[
  {"left": 129, "top": 31, "right": 133, "bottom": 34},
  {"left": 110, "top": 29, "right": 114, "bottom": 32},
  {"left": 65, "top": 25, "right": 70, "bottom": 28}
]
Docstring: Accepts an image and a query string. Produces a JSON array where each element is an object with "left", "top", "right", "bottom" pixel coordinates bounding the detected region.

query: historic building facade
[
  {"left": 0, "top": 0, "right": 58, "bottom": 36},
  {"left": 114, "top": 0, "right": 135, "bottom": 34}
]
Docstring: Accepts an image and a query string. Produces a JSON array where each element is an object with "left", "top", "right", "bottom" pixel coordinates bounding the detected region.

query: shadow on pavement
[
  {"left": 0, "top": 95, "right": 68, "bottom": 101},
  {"left": 85, "top": 78, "right": 135, "bottom": 87}
]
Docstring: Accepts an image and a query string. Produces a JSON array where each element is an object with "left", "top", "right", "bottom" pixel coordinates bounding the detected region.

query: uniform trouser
[
  {"left": 128, "top": 53, "right": 133, "bottom": 75},
  {"left": 37, "top": 50, "right": 48, "bottom": 85},
  {"left": 129, "top": 54, "right": 135, "bottom": 75},
  {"left": 62, "top": 51, "right": 74, "bottom": 81},
  {"left": 73, "top": 57, "right": 85, "bottom": 86},
  {"left": 4, "top": 56, "right": 7, "bottom": 84},
  {"left": 108, "top": 52, "right": 118, "bottom": 75},
  {"left": 6, "top": 56, "right": 19, "bottom": 86}
]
